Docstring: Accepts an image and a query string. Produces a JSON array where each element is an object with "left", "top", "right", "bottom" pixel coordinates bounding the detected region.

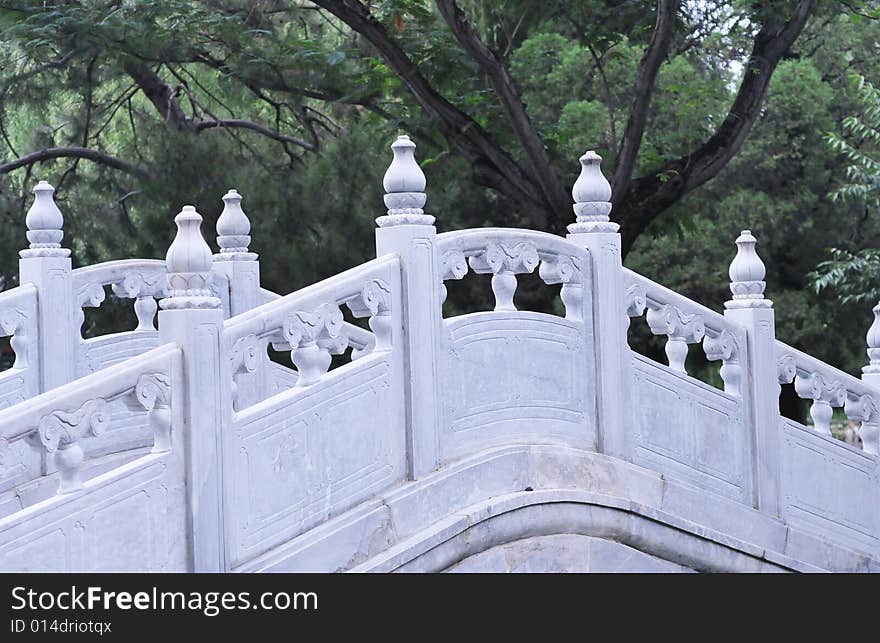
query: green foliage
[
  {"left": 810, "top": 248, "right": 880, "bottom": 304},
  {"left": 827, "top": 74, "right": 880, "bottom": 207}
]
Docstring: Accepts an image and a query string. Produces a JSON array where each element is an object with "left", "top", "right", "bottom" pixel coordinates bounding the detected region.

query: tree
[
  {"left": 812, "top": 73, "right": 880, "bottom": 305},
  {"left": 0, "top": 0, "right": 822, "bottom": 257}
]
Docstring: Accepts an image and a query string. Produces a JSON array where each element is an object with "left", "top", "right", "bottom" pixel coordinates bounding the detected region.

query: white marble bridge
[{"left": 0, "top": 136, "right": 878, "bottom": 572}]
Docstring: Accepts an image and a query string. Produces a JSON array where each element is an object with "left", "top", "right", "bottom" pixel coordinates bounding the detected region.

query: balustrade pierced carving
[
  {"left": 468, "top": 241, "right": 540, "bottom": 312},
  {"left": 125, "top": 373, "right": 172, "bottom": 453},
  {"left": 282, "top": 304, "right": 345, "bottom": 386},
  {"left": 794, "top": 371, "right": 847, "bottom": 437},
  {"left": 438, "top": 234, "right": 585, "bottom": 319},
  {"left": 27, "top": 398, "right": 109, "bottom": 494},
  {"left": 777, "top": 354, "right": 797, "bottom": 385},
  {"left": 646, "top": 304, "right": 706, "bottom": 374},
  {"left": 0, "top": 306, "right": 32, "bottom": 372},
  {"left": 14, "top": 368, "right": 173, "bottom": 494},
  {"left": 624, "top": 282, "right": 648, "bottom": 341},
  {"left": 111, "top": 270, "right": 167, "bottom": 332}
]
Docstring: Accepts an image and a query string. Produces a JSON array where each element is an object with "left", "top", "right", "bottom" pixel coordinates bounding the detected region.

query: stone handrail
[
  {"left": 71, "top": 259, "right": 167, "bottom": 332},
  {"left": 224, "top": 254, "right": 398, "bottom": 390},
  {"left": 624, "top": 268, "right": 747, "bottom": 392},
  {"left": 776, "top": 340, "right": 880, "bottom": 454},
  {"left": 0, "top": 342, "right": 180, "bottom": 494},
  {"left": 437, "top": 228, "right": 590, "bottom": 318},
  {"left": 257, "top": 286, "right": 376, "bottom": 356}
]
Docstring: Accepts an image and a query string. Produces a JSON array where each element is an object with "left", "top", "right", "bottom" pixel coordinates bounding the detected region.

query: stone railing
[
  {"left": 223, "top": 255, "right": 398, "bottom": 410},
  {"left": 625, "top": 268, "right": 747, "bottom": 389},
  {"left": 436, "top": 228, "right": 590, "bottom": 318},
  {"left": 0, "top": 342, "right": 180, "bottom": 495},
  {"left": 0, "top": 134, "right": 878, "bottom": 572},
  {"left": 776, "top": 340, "right": 879, "bottom": 454}
]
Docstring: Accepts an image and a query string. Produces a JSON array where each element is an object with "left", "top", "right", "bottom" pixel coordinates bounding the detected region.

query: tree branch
[
  {"left": 0, "top": 146, "right": 148, "bottom": 177},
  {"left": 193, "top": 118, "right": 317, "bottom": 150},
  {"left": 612, "top": 0, "right": 680, "bottom": 199},
  {"left": 616, "top": 0, "right": 817, "bottom": 255},
  {"left": 122, "top": 61, "right": 191, "bottom": 130},
  {"left": 311, "top": 0, "right": 550, "bottom": 226},
  {"left": 435, "top": 0, "right": 569, "bottom": 219}
]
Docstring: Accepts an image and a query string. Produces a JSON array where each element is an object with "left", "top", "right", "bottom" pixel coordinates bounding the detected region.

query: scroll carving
[
  {"left": 283, "top": 304, "right": 345, "bottom": 386},
  {"left": 126, "top": 373, "right": 173, "bottom": 453},
  {"left": 794, "top": 371, "right": 846, "bottom": 437},
  {"left": 469, "top": 241, "right": 539, "bottom": 312},
  {"left": 845, "top": 392, "right": 880, "bottom": 455},
  {"left": 646, "top": 304, "right": 705, "bottom": 374},
  {"left": 703, "top": 330, "right": 742, "bottom": 395},
  {"left": 28, "top": 398, "right": 110, "bottom": 494}
]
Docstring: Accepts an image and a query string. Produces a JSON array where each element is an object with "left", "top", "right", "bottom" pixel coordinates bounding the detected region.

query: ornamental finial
[
  {"left": 20, "top": 180, "right": 70, "bottom": 258},
  {"left": 376, "top": 134, "right": 434, "bottom": 227},
  {"left": 161, "top": 205, "right": 220, "bottom": 309},
  {"left": 725, "top": 229, "right": 772, "bottom": 309},
  {"left": 568, "top": 151, "right": 617, "bottom": 233},
  {"left": 215, "top": 189, "right": 255, "bottom": 260}
]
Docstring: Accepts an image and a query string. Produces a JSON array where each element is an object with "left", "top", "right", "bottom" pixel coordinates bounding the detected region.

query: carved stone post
[
  {"left": 212, "top": 189, "right": 263, "bottom": 409},
  {"left": 565, "top": 152, "right": 630, "bottom": 460},
  {"left": 158, "top": 205, "right": 230, "bottom": 572},
  {"left": 18, "top": 181, "right": 76, "bottom": 393},
  {"left": 723, "top": 230, "right": 781, "bottom": 516},
  {"left": 374, "top": 135, "right": 442, "bottom": 479},
  {"left": 859, "top": 303, "right": 880, "bottom": 454}
]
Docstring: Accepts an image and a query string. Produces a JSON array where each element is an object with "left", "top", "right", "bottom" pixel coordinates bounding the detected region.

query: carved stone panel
[
  {"left": 0, "top": 459, "right": 186, "bottom": 572},
  {"left": 439, "top": 312, "right": 596, "bottom": 462},
  {"left": 228, "top": 356, "right": 405, "bottom": 567},
  {"left": 781, "top": 419, "right": 880, "bottom": 552},
  {"left": 632, "top": 354, "right": 748, "bottom": 502}
]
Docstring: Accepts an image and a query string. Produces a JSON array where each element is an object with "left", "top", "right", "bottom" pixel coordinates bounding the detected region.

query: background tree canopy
[{"left": 2, "top": 0, "right": 880, "bottom": 378}]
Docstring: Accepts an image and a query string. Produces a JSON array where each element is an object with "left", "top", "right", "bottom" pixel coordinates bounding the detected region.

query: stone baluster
[
  {"left": 347, "top": 279, "right": 394, "bottom": 351},
  {"left": 723, "top": 229, "right": 780, "bottom": 516},
  {"left": 133, "top": 296, "right": 158, "bottom": 331},
  {"left": 375, "top": 134, "right": 440, "bottom": 479},
  {"left": 439, "top": 249, "right": 467, "bottom": 306},
  {"left": 125, "top": 373, "right": 173, "bottom": 454},
  {"left": 468, "top": 241, "right": 539, "bottom": 311},
  {"left": 861, "top": 302, "right": 880, "bottom": 454},
  {"left": 646, "top": 304, "right": 705, "bottom": 374},
  {"left": 624, "top": 281, "right": 647, "bottom": 344},
  {"left": 18, "top": 181, "right": 76, "bottom": 393},
  {"left": 111, "top": 271, "right": 166, "bottom": 333},
  {"left": 158, "top": 204, "right": 230, "bottom": 571},
  {"left": 794, "top": 371, "right": 845, "bottom": 436},
  {"left": 27, "top": 399, "right": 110, "bottom": 494},
  {"left": 282, "top": 304, "right": 344, "bottom": 386},
  {"left": 844, "top": 392, "right": 878, "bottom": 455},
  {"left": 565, "top": 151, "right": 630, "bottom": 460},
  {"left": 539, "top": 255, "right": 583, "bottom": 321},
  {"left": 703, "top": 329, "right": 742, "bottom": 396}
]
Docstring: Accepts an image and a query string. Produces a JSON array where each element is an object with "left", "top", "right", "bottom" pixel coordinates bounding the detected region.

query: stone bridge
[{"left": 0, "top": 136, "right": 878, "bottom": 572}]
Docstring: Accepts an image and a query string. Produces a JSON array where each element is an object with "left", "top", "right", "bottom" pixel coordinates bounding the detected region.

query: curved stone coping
[
  {"left": 436, "top": 228, "right": 589, "bottom": 263},
  {"left": 237, "top": 444, "right": 880, "bottom": 573},
  {"left": 353, "top": 491, "right": 814, "bottom": 573},
  {"left": 71, "top": 259, "right": 166, "bottom": 293}
]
